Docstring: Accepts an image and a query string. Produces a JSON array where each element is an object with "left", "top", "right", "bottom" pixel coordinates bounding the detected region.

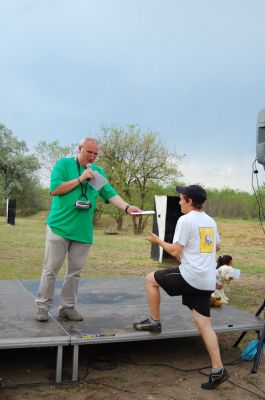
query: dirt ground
[{"left": 0, "top": 331, "right": 264, "bottom": 400}]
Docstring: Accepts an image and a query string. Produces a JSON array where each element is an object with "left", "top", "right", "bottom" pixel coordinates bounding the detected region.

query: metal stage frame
[{"left": 0, "top": 278, "right": 264, "bottom": 383}]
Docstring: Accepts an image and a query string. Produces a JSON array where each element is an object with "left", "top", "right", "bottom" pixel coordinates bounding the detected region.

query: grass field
[{"left": 0, "top": 214, "right": 264, "bottom": 313}]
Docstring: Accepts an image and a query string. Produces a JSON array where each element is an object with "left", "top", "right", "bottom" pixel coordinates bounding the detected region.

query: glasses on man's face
[{"left": 82, "top": 148, "right": 98, "bottom": 157}]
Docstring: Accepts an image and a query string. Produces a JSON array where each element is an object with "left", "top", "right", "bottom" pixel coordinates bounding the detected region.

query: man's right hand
[{"left": 80, "top": 167, "right": 94, "bottom": 182}]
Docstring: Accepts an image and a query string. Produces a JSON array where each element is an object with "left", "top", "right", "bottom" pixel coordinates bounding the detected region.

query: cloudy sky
[{"left": 1, "top": 0, "right": 265, "bottom": 192}]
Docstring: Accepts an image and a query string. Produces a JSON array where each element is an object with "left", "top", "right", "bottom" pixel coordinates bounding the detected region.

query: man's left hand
[{"left": 127, "top": 205, "right": 142, "bottom": 215}]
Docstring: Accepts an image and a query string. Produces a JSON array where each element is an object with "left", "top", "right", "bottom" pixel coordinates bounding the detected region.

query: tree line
[{"left": 0, "top": 123, "right": 264, "bottom": 232}]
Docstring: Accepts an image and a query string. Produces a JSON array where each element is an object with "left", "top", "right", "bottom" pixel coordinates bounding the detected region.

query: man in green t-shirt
[{"left": 35, "top": 137, "right": 141, "bottom": 322}]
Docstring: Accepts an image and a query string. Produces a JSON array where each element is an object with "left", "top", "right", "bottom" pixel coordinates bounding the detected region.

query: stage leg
[
  {"left": 72, "top": 344, "right": 79, "bottom": 381},
  {"left": 56, "top": 346, "right": 63, "bottom": 383},
  {"left": 251, "top": 322, "right": 265, "bottom": 373}
]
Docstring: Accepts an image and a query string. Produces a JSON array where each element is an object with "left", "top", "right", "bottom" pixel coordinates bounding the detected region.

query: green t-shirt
[{"left": 47, "top": 157, "right": 117, "bottom": 244}]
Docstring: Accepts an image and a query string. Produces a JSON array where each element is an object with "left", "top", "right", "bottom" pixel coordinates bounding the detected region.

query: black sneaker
[
  {"left": 201, "top": 368, "right": 229, "bottom": 390},
  {"left": 133, "top": 318, "right": 161, "bottom": 333}
]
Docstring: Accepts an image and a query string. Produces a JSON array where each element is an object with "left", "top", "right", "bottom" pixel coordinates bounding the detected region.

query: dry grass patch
[{"left": 0, "top": 215, "right": 264, "bottom": 312}]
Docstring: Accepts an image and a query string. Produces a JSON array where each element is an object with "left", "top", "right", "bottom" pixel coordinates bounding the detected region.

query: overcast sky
[{"left": 1, "top": 0, "right": 265, "bottom": 192}]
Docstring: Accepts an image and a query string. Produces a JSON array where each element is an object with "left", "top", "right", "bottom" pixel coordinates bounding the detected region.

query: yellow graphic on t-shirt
[{"left": 199, "top": 227, "right": 214, "bottom": 253}]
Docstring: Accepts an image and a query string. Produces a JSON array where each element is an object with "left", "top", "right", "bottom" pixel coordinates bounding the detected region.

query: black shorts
[{"left": 154, "top": 267, "right": 213, "bottom": 317}]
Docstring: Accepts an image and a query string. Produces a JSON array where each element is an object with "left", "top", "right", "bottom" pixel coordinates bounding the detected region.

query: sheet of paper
[
  {"left": 232, "top": 268, "right": 241, "bottom": 279},
  {"left": 130, "top": 211, "right": 155, "bottom": 215},
  {"left": 89, "top": 171, "right": 108, "bottom": 190}
]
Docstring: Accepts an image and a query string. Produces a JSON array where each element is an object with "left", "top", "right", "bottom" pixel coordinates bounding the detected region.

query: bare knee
[{"left": 145, "top": 271, "right": 159, "bottom": 287}]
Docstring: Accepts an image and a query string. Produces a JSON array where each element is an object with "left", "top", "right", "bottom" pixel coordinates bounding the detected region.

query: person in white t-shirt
[{"left": 133, "top": 184, "right": 229, "bottom": 390}]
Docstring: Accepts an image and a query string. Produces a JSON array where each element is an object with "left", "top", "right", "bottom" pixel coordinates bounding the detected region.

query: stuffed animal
[{"left": 210, "top": 294, "right": 223, "bottom": 307}]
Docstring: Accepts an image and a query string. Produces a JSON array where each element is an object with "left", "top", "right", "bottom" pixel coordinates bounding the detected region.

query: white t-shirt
[{"left": 173, "top": 210, "right": 220, "bottom": 291}]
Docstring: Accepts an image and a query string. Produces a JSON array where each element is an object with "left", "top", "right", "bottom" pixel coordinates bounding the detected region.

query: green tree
[
  {"left": 205, "top": 187, "right": 256, "bottom": 219},
  {"left": 97, "top": 125, "right": 183, "bottom": 233},
  {"left": 34, "top": 140, "right": 77, "bottom": 186},
  {"left": 0, "top": 124, "right": 40, "bottom": 212},
  {"left": 15, "top": 177, "right": 51, "bottom": 215}
]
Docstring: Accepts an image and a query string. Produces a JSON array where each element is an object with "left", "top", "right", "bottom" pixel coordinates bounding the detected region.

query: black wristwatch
[{"left": 125, "top": 205, "right": 130, "bottom": 213}]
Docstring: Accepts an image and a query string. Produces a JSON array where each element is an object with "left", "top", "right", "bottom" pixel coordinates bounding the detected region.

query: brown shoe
[
  {"left": 35, "top": 308, "right": 48, "bottom": 322},
  {"left": 58, "top": 308, "right": 83, "bottom": 321}
]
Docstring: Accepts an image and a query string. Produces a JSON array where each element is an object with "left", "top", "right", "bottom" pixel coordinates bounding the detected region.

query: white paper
[
  {"left": 232, "top": 268, "right": 241, "bottom": 280},
  {"left": 89, "top": 171, "right": 108, "bottom": 190},
  {"left": 130, "top": 211, "right": 155, "bottom": 215}
]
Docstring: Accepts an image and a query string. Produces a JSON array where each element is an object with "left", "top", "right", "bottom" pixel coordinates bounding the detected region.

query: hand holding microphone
[{"left": 79, "top": 163, "right": 93, "bottom": 182}]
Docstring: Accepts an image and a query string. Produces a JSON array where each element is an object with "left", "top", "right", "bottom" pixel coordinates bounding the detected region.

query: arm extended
[{"left": 146, "top": 231, "right": 183, "bottom": 261}]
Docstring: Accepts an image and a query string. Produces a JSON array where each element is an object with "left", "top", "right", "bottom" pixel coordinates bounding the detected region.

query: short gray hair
[{"left": 79, "top": 137, "right": 99, "bottom": 146}]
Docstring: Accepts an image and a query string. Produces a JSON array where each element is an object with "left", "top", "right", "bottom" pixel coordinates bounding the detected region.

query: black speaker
[
  {"left": 151, "top": 195, "right": 182, "bottom": 262},
  {"left": 256, "top": 107, "right": 265, "bottom": 167},
  {"left": 7, "top": 199, "right": 16, "bottom": 225}
]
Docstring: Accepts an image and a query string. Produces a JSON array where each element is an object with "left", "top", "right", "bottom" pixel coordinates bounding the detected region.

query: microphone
[{"left": 86, "top": 163, "right": 92, "bottom": 181}]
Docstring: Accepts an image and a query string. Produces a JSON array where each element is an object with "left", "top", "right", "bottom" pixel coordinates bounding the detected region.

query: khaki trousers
[{"left": 35, "top": 225, "right": 90, "bottom": 311}]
